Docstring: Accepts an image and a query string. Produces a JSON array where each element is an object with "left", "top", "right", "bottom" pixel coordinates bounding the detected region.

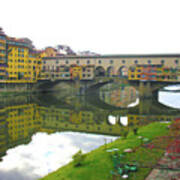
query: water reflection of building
[
  {"left": 38, "top": 106, "right": 124, "bottom": 136},
  {"left": 100, "top": 84, "right": 137, "bottom": 107},
  {"left": 6, "top": 104, "right": 42, "bottom": 142},
  {"left": 0, "top": 109, "right": 8, "bottom": 160},
  {"left": 0, "top": 93, "right": 180, "bottom": 161},
  {"left": 128, "top": 114, "right": 176, "bottom": 126},
  {"left": 0, "top": 104, "right": 42, "bottom": 160}
]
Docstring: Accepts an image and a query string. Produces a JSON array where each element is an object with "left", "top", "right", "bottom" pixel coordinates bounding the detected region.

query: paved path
[
  {"left": 146, "top": 119, "right": 180, "bottom": 180},
  {"left": 145, "top": 156, "right": 180, "bottom": 180}
]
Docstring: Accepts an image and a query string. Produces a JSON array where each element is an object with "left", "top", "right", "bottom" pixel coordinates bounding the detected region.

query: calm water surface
[{"left": 0, "top": 82, "right": 180, "bottom": 180}]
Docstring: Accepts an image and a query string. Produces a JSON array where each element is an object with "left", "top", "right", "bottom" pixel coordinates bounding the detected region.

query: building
[
  {"left": 0, "top": 28, "right": 42, "bottom": 84},
  {"left": 43, "top": 47, "right": 57, "bottom": 57},
  {"left": 128, "top": 64, "right": 180, "bottom": 82},
  {"left": 6, "top": 37, "right": 42, "bottom": 83},
  {"left": 0, "top": 28, "right": 7, "bottom": 80},
  {"left": 39, "top": 57, "right": 95, "bottom": 81},
  {"left": 40, "top": 54, "right": 180, "bottom": 82}
]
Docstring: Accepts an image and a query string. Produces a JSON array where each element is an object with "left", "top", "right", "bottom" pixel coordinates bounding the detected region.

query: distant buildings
[{"left": 1, "top": 26, "right": 180, "bottom": 84}]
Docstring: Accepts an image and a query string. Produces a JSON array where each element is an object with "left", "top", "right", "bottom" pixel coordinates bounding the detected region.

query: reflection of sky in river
[
  {"left": 159, "top": 92, "right": 180, "bottom": 109},
  {"left": 0, "top": 132, "right": 117, "bottom": 180}
]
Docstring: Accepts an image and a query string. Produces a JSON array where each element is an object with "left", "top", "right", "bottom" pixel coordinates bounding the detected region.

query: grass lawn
[{"left": 40, "top": 122, "right": 170, "bottom": 180}]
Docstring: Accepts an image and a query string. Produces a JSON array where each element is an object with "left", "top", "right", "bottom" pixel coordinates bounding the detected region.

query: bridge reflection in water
[{"left": 0, "top": 83, "right": 179, "bottom": 161}]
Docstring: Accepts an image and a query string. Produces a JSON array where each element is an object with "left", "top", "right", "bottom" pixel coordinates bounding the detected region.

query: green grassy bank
[{"left": 40, "top": 122, "right": 170, "bottom": 180}]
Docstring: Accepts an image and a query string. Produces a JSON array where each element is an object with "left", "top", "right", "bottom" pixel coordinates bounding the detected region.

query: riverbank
[{"left": 40, "top": 122, "right": 170, "bottom": 180}]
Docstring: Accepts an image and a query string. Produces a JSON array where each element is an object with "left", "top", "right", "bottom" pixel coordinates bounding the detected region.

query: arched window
[
  {"left": 122, "top": 60, "right": 126, "bottom": 64},
  {"left": 134, "top": 60, "right": 138, "bottom": 64},
  {"left": 110, "top": 59, "right": 114, "bottom": 64},
  {"left": 175, "top": 59, "right": 179, "bottom": 64},
  {"left": 148, "top": 60, "right": 151, "bottom": 64}
]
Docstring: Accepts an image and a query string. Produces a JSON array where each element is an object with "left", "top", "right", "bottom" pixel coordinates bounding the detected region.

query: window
[
  {"left": 87, "top": 60, "right": 90, "bottom": 64},
  {"left": 98, "top": 60, "right": 101, "bottom": 64},
  {"left": 66, "top": 60, "right": 69, "bottom": 64},
  {"left": 122, "top": 60, "right": 126, "bottom": 64},
  {"left": 76, "top": 60, "right": 79, "bottom": 64},
  {"left": 56, "top": 60, "right": 59, "bottom": 64},
  {"left": 148, "top": 60, "right": 151, "bottom": 64},
  {"left": 110, "top": 60, "right": 113, "bottom": 64},
  {"left": 161, "top": 60, "right": 165, "bottom": 64},
  {"left": 175, "top": 59, "right": 179, "bottom": 64},
  {"left": 134, "top": 60, "right": 138, "bottom": 64}
]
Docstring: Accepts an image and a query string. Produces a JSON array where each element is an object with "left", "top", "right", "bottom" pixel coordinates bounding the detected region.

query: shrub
[{"left": 72, "top": 150, "right": 86, "bottom": 167}]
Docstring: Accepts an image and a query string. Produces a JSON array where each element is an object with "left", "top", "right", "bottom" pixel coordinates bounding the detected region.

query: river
[{"left": 0, "top": 82, "right": 179, "bottom": 180}]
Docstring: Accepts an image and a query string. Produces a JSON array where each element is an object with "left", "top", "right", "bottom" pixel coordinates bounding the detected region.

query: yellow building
[
  {"left": 44, "top": 47, "right": 57, "bottom": 57},
  {"left": 6, "top": 37, "right": 42, "bottom": 83},
  {"left": 0, "top": 28, "right": 43, "bottom": 84},
  {"left": 70, "top": 66, "right": 82, "bottom": 80},
  {"left": 0, "top": 28, "right": 7, "bottom": 80}
]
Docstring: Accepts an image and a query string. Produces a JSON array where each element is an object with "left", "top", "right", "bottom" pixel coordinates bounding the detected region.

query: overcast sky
[{"left": 1, "top": 0, "right": 180, "bottom": 54}]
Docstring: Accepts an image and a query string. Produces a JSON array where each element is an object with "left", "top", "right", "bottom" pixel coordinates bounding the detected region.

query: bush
[{"left": 72, "top": 150, "right": 86, "bottom": 167}]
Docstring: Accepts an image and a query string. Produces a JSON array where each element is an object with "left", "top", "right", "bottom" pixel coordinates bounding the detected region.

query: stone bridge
[
  {"left": 43, "top": 54, "right": 180, "bottom": 77},
  {"left": 35, "top": 76, "right": 180, "bottom": 99}
]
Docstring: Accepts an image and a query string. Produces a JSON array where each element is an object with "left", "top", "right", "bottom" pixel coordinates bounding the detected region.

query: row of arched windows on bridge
[{"left": 42, "top": 65, "right": 129, "bottom": 77}]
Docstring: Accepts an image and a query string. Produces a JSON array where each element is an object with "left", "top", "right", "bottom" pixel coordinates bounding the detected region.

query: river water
[{"left": 0, "top": 82, "right": 179, "bottom": 180}]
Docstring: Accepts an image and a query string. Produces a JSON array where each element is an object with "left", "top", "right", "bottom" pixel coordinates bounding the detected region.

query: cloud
[
  {"left": 0, "top": 169, "right": 40, "bottom": 180},
  {"left": 0, "top": 132, "right": 117, "bottom": 180}
]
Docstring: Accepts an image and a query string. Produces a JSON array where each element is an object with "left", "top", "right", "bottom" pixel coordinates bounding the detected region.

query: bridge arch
[
  {"left": 95, "top": 66, "right": 106, "bottom": 77},
  {"left": 106, "top": 66, "right": 115, "bottom": 77},
  {"left": 117, "top": 66, "right": 128, "bottom": 77}
]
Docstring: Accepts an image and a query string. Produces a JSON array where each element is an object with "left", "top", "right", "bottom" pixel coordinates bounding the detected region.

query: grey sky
[{"left": 1, "top": 0, "right": 180, "bottom": 54}]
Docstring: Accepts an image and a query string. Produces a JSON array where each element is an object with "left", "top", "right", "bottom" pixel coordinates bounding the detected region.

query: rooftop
[{"left": 43, "top": 54, "right": 180, "bottom": 60}]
